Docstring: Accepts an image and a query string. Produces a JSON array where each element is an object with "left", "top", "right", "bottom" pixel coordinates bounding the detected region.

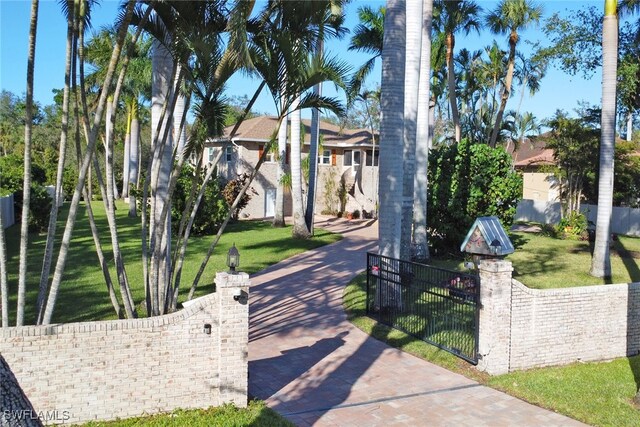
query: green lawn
[
  {"left": 430, "top": 231, "right": 640, "bottom": 289},
  {"left": 3, "top": 201, "right": 341, "bottom": 324},
  {"left": 344, "top": 273, "right": 640, "bottom": 427},
  {"left": 81, "top": 401, "right": 294, "bottom": 427}
]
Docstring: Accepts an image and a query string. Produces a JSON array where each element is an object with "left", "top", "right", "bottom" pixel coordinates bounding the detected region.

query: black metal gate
[{"left": 366, "top": 252, "right": 479, "bottom": 364}]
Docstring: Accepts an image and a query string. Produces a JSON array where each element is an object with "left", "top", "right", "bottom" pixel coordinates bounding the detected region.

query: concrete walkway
[{"left": 248, "top": 218, "right": 587, "bottom": 426}]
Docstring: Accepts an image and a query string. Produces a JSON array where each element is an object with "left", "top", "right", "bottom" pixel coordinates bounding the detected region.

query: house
[
  {"left": 205, "top": 116, "right": 379, "bottom": 219},
  {"left": 510, "top": 136, "right": 560, "bottom": 203}
]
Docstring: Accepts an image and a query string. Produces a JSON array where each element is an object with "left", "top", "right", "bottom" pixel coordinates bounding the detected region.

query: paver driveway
[{"left": 248, "top": 218, "right": 587, "bottom": 427}]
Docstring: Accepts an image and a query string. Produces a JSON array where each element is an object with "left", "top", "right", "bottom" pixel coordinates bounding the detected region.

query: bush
[
  {"left": 172, "top": 164, "right": 228, "bottom": 236},
  {"left": 556, "top": 211, "right": 588, "bottom": 240},
  {"left": 427, "top": 139, "right": 523, "bottom": 253}
]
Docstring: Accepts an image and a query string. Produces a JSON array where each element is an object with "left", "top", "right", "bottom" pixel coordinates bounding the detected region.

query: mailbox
[{"left": 461, "top": 216, "right": 514, "bottom": 259}]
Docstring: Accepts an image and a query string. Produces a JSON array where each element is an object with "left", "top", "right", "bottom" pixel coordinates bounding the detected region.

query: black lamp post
[{"left": 227, "top": 243, "right": 240, "bottom": 273}]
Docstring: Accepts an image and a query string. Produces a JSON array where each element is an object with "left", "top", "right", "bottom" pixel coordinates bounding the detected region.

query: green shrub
[
  {"left": 427, "top": 139, "right": 523, "bottom": 253},
  {"left": 172, "top": 164, "right": 228, "bottom": 236},
  {"left": 556, "top": 211, "right": 588, "bottom": 240}
]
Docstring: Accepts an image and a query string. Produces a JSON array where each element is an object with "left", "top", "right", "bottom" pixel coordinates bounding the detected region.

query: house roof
[
  {"left": 213, "top": 115, "right": 378, "bottom": 148},
  {"left": 508, "top": 133, "right": 555, "bottom": 168}
]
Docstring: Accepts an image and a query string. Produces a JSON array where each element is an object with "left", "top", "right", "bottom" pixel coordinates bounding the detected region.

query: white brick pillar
[
  {"left": 214, "top": 271, "right": 250, "bottom": 407},
  {"left": 477, "top": 259, "right": 513, "bottom": 375}
]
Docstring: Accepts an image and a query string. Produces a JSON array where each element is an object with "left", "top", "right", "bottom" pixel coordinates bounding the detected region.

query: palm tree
[
  {"left": 413, "top": 0, "right": 434, "bottom": 263},
  {"left": 41, "top": 1, "right": 137, "bottom": 325},
  {"left": 17, "top": 0, "right": 40, "bottom": 326},
  {"left": 400, "top": 0, "right": 424, "bottom": 261},
  {"left": 290, "top": 98, "right": 308, "bottom": 238},
  {"left": 273, "top": 104, "right": 288, "bottom": 227},
  {"left": 434, "top": 0, "right": 482, "bottom": 143},
  {"left": 348, "top": 5, "right": 385, "bottom": 101},
  {"left": 379, "top": 0, "right": 405, "bottom": 260},
  {"left": 486, "top": 0, "right": 543, "bottom": 148},
  {"left": 590, "top": 0, "right": 619, "bottom": 279}
]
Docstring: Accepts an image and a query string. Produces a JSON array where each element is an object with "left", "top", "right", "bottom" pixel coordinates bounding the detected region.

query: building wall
[
  {"left": 521, "top": 172, "right": 558, "bottom": 202},
  {"left": 0, "top": 273, "right": 249, "bottom": 425},
  {"left": 206, "top": 142, "right": 379, "bottom": 219}
]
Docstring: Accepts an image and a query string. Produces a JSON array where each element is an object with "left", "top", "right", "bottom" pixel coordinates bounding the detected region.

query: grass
[
  {"left": 3, "top": 201, "right": 341, "bottom": 324},
  {"left": 430, "top": 231, "right": 640, "bottom": 289},
  {"left": 81, "top": 401, "right": 295, "bottom": 426},
  {"left": 344, "top": 272, "right": 640, "bottom": 427}
]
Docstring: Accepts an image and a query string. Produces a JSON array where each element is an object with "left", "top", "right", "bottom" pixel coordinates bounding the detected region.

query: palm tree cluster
[{"left": 1, "top": 0, "right": 350, "bottom": 325}]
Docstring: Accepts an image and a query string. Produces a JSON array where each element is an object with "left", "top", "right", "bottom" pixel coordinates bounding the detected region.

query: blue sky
[{"left": 0, "top": 0, "right": 610, "bottom": 123}]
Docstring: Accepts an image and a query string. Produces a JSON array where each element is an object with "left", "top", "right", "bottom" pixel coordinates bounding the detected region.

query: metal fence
[{"left": 366, "top": 252, "right": 480, "bottom": 364}]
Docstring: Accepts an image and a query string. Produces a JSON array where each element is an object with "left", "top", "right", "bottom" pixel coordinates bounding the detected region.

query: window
[
  {"left": 353, "top": 150, "right": 361, "bottom": 166},
  {"left": 259, "top": 145, "right": 275, "bottom": 162},
  {"left": 318, "top": 149, "right": 331, "bottom": 165},
  {"left": 225, "top": 145, "right": 233, "bottom": 162},
  {"left": 365, "top": 149, "right": 379, "bottom": 166},
  {"left": 343, "top": 150, "right": 352, "bottom": 166},
  {"left": 208, "top": 147, "right": 215, "bottom": 163}
]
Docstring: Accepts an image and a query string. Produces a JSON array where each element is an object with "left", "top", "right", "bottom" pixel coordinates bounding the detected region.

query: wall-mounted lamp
[
  {"left": 203, "top": 323, "right": 212, "bottom": 334},
  {"left": 227, "top": 244, "right": 240, "bottom": 274},
  {"left": 233, "top": 288, "right": 242, "bottom": 302}
]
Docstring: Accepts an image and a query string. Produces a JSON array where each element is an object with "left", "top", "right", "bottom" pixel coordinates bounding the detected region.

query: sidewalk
[{"left": 248, "top": 218, "right": 587, "bottom": 426}]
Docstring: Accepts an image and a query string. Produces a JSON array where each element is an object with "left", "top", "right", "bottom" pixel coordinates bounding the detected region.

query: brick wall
[
  {"left": 509, "top": 280, "right": 640, "bottom": 370},
  {"left": 477, "top": 259, "right": 640, "bottom": 373},
  {"left": 0, "top": 272, "right": 249, "bottom": 425}
]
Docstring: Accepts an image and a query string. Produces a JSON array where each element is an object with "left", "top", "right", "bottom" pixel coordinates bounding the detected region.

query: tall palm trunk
[
  {"left": 0, "top": 210, "right": 8, "bottom": 327},
  {"left": 149, "top": 40, "right": 175, "bottom": 316},
  {"left": 173, "top": 67, "right": 187, "bottom": 156},
  {"left": 401, "top": 0, "right": 422, "bottom": 261},
  {"left": 122, "top": 108, "right": 131, "bottom": 198},
  {"left": 128, "top": 99, "right": 140, "bottom": 217},
  {"left": 489, "top": 30, "right": 517, "bottom": 148},
  {"left": 413, "top": 0, "right": 433, "bottom": 262},
  {"left": 17, "top": 0, "right": 39, "bottom": 326},
  {"left": 305, "top": 41, "right": 324, "bottom": 233},
  {"left": 446, "top": 33, "right": 461, "bottom": 143},
  {"left": 36, "top": 0, "right": 71, "bottom": 322},
  {"left": 274, "top": 108, "right": 288, "bottom": 226},
  {"left": 590, "top": 0, "right": 618, "bottom": 279},
  {"left": 291, "top": 97, "right": 310, "bottom": 238},
  {"left": 379, "top": 0, "right": 405, "bottom": 259},
  {"left": 627, "top": 112, "right": 633, "bottom": 141},
  {"left": 41, "top": 1, "right": 136, "bottom": 325}
]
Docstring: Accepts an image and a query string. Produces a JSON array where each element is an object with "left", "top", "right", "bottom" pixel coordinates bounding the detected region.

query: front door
[{"left": 265, "top": 189, "right": 276, "bottom": 217}]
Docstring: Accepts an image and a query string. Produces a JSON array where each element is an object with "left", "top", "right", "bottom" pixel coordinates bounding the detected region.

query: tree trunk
[
  {"left": 412, "top": 0, "right": 432, "bottom": 263},
  {"left": 128, "top": 107, "right": 140, "bottom": 218},
  {"left": 379, "top": 0, "right": 406, "bottom": 259},
  {"left": 627, "top": 111, "right": 633, "bottom": 141},
  {"left": 274, "top": 111, "right": 288, "bottom": 226},
  {"left": 17, "top": 0, "right": 39, "bottom": 326},
  {"left": 590, "top": 2, "right": 618, "bottom": 279},
  {"left": 400, "top": 0, "right": 422, "bottom": 261},
  {"left": 305, "top": 41, "right": 324, "bottom": 234},
  {"left": 122, "top": 109, "right": 131, "bottom": 198},
  {"left": 41, "top": 1, "right": 135, "bottom": 325},
  {"left": 149, "top": 40, "right": 175, "bottom": 316},
  {"left": 489, "top": 31, "right": 517, "bottom": 148},
  {"left": 446, "top": 33, "right": 461, "bottom": 143},
  {"left": 0, "top": 211, "right": 8, "bottom": 327},
  {"left": 36, "top": 0, "right": 71, "bottom": 323},
  {"left": 291, "top": 98, "right": 311, "bottom": 239}
]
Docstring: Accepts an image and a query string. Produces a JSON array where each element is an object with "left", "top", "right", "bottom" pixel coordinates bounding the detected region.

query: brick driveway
[{"left": 248, "top": 218, "right": 587, "bottom": 426}]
